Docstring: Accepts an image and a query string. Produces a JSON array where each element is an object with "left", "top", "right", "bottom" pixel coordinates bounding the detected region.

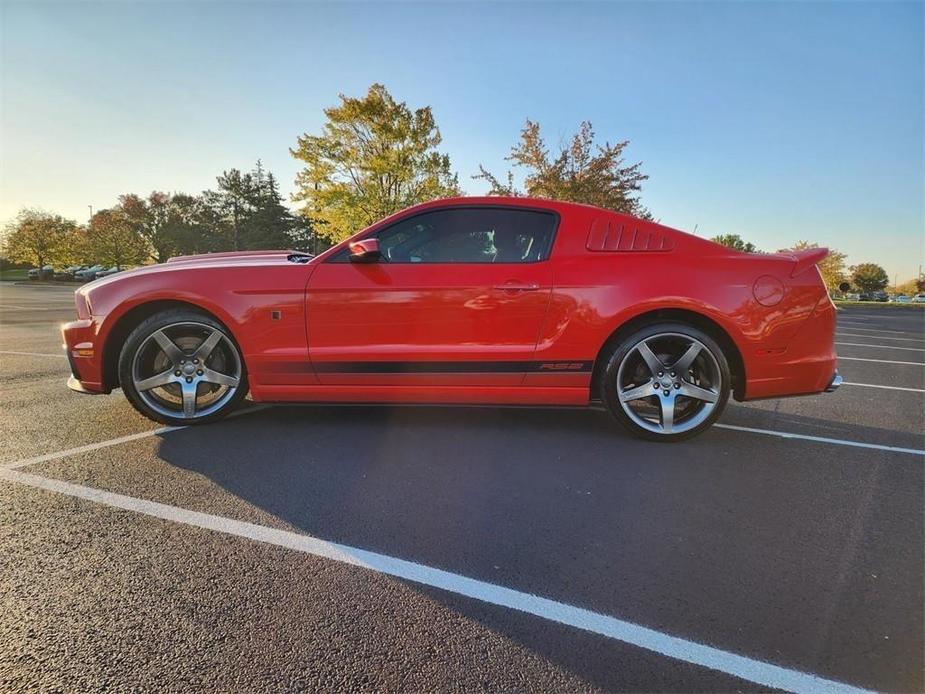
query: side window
[{"left": 329, "top": 208, "right": 558, "bottom": 263}]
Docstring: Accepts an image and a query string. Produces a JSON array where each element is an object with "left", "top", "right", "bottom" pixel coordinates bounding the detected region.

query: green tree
[
  {"left": 475, "top": 120, "right": 650, "bottom": 218},
  {"left": 850, "top": 263, "right": 889, "bottom": 293},
  {"left": 118, "top": 191, "right": 207, "bottom": 262},
  {"left": 202, "top": 162, "right": 309, "bottom": 251},
  {"left": 711, "top": 234, "right": 758, "bottom": 253},
  {"left": 779, "top": 241, "right": 847, "bottom": 293},
  {"left": 86, "top": 209, "right": 148, "bottom": 268},
  {"left": 291, "top": 83, "right": 461, "bottom": 243},
  {"left": 1, "top": 209, "right": 77, "bottom": 269},
  {"left": 244, "top": 164, "right": 310, "bottom": 250}
]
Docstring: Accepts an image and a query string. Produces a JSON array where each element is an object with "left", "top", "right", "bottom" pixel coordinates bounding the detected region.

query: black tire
[
  {"left": 599, "top": 321, "right": 731, "bottom": 442},
  {"left": 118, "top": 308, "right": 248, "bottom": 426}
]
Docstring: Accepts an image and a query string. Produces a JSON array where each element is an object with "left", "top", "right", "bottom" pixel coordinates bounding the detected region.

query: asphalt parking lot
[{"left": 1, "top": 283, "right": 922, "bottom": 693}]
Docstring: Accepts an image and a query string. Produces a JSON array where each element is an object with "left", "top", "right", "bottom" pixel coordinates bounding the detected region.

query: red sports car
[{"left": 62, "top": 197, "right": 840, "bottom": 441}]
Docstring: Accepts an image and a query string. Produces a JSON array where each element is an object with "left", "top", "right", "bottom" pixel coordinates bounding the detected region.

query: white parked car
[
  {"left": 94, "top": 266, "right": 122, "bottom": 278},
  {"left": 75, "top": 264, "right": 106, "bottom": 281},
  {"left": 27, "top": 265, "right": 54, "bottom": 280},
  {"left": 912, "top": 294, "right": 925, "bottom": 304}
]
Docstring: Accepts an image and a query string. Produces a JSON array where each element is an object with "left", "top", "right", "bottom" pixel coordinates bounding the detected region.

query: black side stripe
[{"left": 310, "top": 360, "right": 593, "bottom": 374}]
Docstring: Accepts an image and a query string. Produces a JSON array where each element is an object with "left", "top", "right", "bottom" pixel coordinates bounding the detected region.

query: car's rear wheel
[
  {"left": 599, "top": 322, "right": 731, "bottom": 442},
  {"left": 118, "top": 309, "right": 248, "bottom": 425}
]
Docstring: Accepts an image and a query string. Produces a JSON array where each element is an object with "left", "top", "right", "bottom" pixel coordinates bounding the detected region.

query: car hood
[
  {"left": 82, "top": 250, "right": 313, "bottom": 291},
  {"left": 163, "top": 249, "right": 315, "bottom": 268}
]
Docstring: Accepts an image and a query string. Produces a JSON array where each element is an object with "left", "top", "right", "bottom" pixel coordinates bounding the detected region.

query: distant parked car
[
  {"left": 892, "top": 295, "right": 912, "bottom": 303},
  {"left": 54, "top": 265, "right": 87, "bottom": 281},
  {"left": 913, "top": 294, "right": 925, "bottom": 304},
  {"left": 75, "top": 264, "right": 106, "bottom": 281},
  {"left": 94, "top": 266, "right": 122, "bottom": 278},
  {"left": 27, "top": 265, "right": 54, "bottom": 280}
]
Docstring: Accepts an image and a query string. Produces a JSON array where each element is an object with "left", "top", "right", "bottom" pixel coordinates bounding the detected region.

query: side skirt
[{"left": 250, "top": 384, "right": 591, "bottom": 407}]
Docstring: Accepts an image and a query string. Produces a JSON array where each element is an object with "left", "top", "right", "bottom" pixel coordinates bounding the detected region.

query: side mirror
[
  {"left": 349, "top": 238, "right": 381, "bottom": 263},
  {"left": 838, "top": 282, "right": 851, "bottom": 292}
]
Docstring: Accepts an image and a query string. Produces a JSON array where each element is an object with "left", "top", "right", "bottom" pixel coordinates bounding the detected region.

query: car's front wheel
[
  {"left": 118, "top": 309, "right": 248, "bottom": 425},
  {"left": 599, "top": 322, "right": 731, "bottom": 442}
]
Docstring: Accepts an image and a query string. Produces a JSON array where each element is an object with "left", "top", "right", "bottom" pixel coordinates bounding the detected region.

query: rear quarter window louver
[{"left": 586, "top": 216, "right": 674, "bottom": 252}]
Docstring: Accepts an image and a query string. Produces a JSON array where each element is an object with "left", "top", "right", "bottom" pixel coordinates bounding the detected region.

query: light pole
[{"left": 88, "top": 205, "right": 93, "bottom": 222}]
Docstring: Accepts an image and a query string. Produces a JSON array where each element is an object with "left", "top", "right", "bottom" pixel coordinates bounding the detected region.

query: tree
[
  {"left": 889, "top": 278, "right": 920, "bottom": 296},
  {"left": 712, "top": 234, "right": 758, "bottom": 253},
  {"left": 291, "top": 83, "right": 461, "bottom": 243},
  {"left": 118, "top": 191, "right": 208, "bottom": 262},
  {"left": 474, "top": 120, "right": 650, "bottom": 218},
  {"left": 850, "top": 263, "right": 889, "bottom": 293},
  {"left": 1, "top": 209, "right": 77, "bottom": 269},
  {"left": 86, "top": 209, "right": 148, "bottom": 268},
  {"left": 202, "top": 161, "right": 310, "bottom": 251},
  {"left": 779, "top": 241, "right": 847, "bottom": 293},
  {"left": 241, "top": 165, "right": 310, "bottom": 250}
]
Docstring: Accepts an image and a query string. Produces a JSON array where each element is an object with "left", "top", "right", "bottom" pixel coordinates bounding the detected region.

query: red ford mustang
[{"left": 62, "top": 197, "right": 840, "bottom": 441}]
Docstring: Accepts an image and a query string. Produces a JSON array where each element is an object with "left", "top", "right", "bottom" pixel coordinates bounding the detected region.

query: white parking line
[
  {"left": 0, "top": 467, "right": 874, "bottom": 694},
  {"left": 0, "top": 427, "right": 184, "bottom": 470},
  {"left": 836, "top": 342, "right": 925, "bottom": 353},
  {"left": 714, "top": 424, "right": 924, "bottom": 456},
  {"left": 837, "top": 333, "right": 925, "bottom": 343},
  {"left": 836, "top": 324, "right": 923, "bottom": 336},
  {"left": 0, "top": 350, "right": 66, "bottom": 358},
  {"left": 0, "top": 404, "right": 270, "bottom": 471},
  {"left": 842, "top": 382, "right": 925, "bottom": 393},
  {"left": 838, "top": 356, "right": 925, "bottom": 366}
]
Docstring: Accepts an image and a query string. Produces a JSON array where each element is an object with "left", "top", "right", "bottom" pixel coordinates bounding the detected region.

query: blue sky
[{"left": 1, "top": 1, "right": 922, "bottom": 281}]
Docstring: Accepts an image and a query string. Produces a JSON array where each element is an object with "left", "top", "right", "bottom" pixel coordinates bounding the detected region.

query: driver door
[{"left": 306, "top": 206, "right": 558, "bottom": 387}]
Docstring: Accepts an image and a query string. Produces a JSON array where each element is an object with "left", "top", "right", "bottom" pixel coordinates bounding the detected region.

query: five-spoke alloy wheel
[
  {"left": 119, "top": 310, "right": 248, "bottom": 425},
  {"left": 600, "top": 322, "right": 731, "bottom": 441}
]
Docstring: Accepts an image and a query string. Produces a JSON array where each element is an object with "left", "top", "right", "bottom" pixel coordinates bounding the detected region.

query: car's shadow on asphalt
[{"left": 153, "top": 403, "right": 923, "bottom": 692}]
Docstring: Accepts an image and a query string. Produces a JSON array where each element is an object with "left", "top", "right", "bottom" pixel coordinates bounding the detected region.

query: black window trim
[{"left": 325, "top": 204, "right": 561, "bottom": 265}]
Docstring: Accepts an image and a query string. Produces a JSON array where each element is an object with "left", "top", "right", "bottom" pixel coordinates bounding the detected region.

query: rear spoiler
[{"left": 788, "top": 247, "right": 829, "bottom": 277}]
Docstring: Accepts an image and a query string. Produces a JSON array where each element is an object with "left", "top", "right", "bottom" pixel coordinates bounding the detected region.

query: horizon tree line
[{"left": 2, "top": 162, "right": 313, "bottom": 270}]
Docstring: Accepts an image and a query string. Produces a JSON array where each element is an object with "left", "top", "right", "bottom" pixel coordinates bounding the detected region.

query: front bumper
[
  {"left": 67, "top": 374, "right": 97, "bottom": 394},
  {"left": 61, "top": 319, "right": 107, "bottom": 394}
]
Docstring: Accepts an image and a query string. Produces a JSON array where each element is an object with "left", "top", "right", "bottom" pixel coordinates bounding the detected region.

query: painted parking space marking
[
  {"left": 0, "top": 466, "right": 875, "bottom": 694},
  {"left": 838, "top": 356, "right": 925, "bottom": 366},
  {"left": 836, "top": 324, "right": 923, "bottom": 336},
  {"left": 842, "top": 382, "right": 925, "bottom": 393},
  {"left": 714, "top": 424, "right": 924, "bottom": 456},
  {"left": 835, "top": 342, "right": 924, "bottom": 353},
  {"left": 0, "top": 404, "right": 271, "bottom": 471},
  {"left": 837, "top": 333, "right": 925, "bottom": 343},
  {"left": 0, "top": 427, "right": 185, "bottom": 470},
  {"left": 0, "top": 350, "right": 66, "bottom": 358}
]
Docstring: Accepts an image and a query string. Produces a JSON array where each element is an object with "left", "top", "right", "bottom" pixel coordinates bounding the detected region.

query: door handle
[{"left": 493, "top": 281, "right": 541, "bottom": 292}]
